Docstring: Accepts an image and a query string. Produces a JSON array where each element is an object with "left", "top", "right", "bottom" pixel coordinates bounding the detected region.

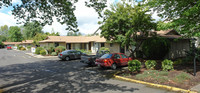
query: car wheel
[
  {"left": 111, "top": 63, "right": 117, "bottom": 70},
  {"left": 65, "top": 56, "right": 70, "bottom": 61}
]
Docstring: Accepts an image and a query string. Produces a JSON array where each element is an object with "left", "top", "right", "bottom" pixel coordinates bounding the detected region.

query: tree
[
  {"left": 22, "top": 22, "right": 43, "bottom": 39},
  {"left": 0, "top": 0, "right": 108, "bottom": 32},
  {"left": 0, "top": 25, "right": 9, "bottom": 40},
  {"left": 0, "top": 35, "right": 7, "bottom": 42},
  {"left": 156, "top": 21, "right": 176, "bottom": 31},
  {"left": 99, "top": 2, "right": 156, "bottom": 56},
  {"left": 33, "top": 33, "right": 47, "bottom": 46},
  {"left": 146, "top": 0, "right": 200, "bottom": 37},
  {"left": 67, "top": 31, "right": 81, "bottom": 36},
  {"left": 8, "top": 26, "right": 23, "bottom": 42}
]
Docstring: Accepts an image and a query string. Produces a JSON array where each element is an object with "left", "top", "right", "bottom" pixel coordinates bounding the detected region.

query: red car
[
  {"left": 95, "top": 53, "right": 132, "bottom": 69},
  {"left": 7, "top": 46, "right": 12, "bottom": 50}
]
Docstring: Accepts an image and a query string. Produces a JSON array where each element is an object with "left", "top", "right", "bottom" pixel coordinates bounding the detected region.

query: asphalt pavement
[{"left": 0, "top": 49, "right": 175, "bottom": 93}]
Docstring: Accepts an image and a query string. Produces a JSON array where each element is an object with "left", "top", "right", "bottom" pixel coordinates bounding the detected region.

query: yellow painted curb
[
  {"left": 114, "top": 75, "right": 197, "bottom": 93},
  {"left": 0, "top": 89, "right": 4, "bottom": 93}
]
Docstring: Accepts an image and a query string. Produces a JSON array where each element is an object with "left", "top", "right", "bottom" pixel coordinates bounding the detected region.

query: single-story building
[
  {"left": 135, "top": 29, "right": 190, "bottom": 59},
  {"left": 39, "top": 30, "right": 190, "bottom": 59},
  {"left": 2, "top": 42, "right": 21, "bottom": 47},
  {"left": 39, "top": 36, "right": 121, "bottom": 54},
  {"left": 20, "top": 40, "right": 34, "bottom": 47}
]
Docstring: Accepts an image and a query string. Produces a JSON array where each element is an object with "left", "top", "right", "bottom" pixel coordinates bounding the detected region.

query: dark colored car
[
  {"left": 80, "top": 50, "right": 110, "bottom": 66},
  {"left": 7, "top": 46, "right": 12, "bottom": 50},
  {"left": 58, "top": 50, "right": 83, "bottom": 61},
  {"left": 95, "top": 53, "right": 132, "bottom": 69}
]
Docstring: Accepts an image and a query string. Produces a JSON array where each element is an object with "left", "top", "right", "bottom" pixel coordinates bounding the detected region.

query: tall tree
[
  {"left": 0, "top": 25, "right": 9, "bottom": 37},
  {"left": 8, "top": 26, "right": 23, "bottom": 42},
  {"left": 146, "top": 0, "right": 200, "bottom": 37},
  {"left": 100, "top": 2, "right": 156, "bottom": 56},
  {"left": 0, "top": 0, "right": 108, "bottom": 32},
  {"left": 33, "top": 33, "right": 47, "bottom": 46},
  {"left": 22, "top": 22, "right": 43, "bottom": 39}
]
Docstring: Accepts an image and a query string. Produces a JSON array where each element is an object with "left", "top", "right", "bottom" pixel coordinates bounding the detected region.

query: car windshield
[{"left": 100, "top": 54, "right": 112, "bottom": 59}]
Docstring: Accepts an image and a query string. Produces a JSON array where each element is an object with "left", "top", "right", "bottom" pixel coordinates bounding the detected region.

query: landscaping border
[
  {"left": 113, "top": 74, "right": 197, "bottom": 93},
  {"left": 0, "top": 89, "right": 3, "bottom": 93}
]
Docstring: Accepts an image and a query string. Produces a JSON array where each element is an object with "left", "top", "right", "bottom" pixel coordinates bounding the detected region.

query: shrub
[
  {"left": 18, "top": 46, "right": 22, "bottom": 50},
  {"left": 76, "top": 49, "right": 91, "bottom": 55},
  {"left": 35, "top": 47, "right": 44, "bottom": 54},
  {"left": 27, "top": 46, "right": 32, "bottom": 50},
  {"left": 162, "top": 59, "right": 174, "bottom": 71},
  {"left": 20, "top": 47, "right": 26, "bottom": 51},
  {"left": 40, "top": 49, "right": 46, "bottom": 56},
  {"left": 51, "top": 52, "right": 57, "bottom": 56},
  {"left": 128, "top": 60, "right": 141, "bottom": 72},
  {"left": 55, "top": 46, "right": 66, "bottom": 54},
  {"left": 99, "top": 47, "right": 110, "bottom": 52},
  {"left": 173, "top": 59, "right": 183, "bottom": 65},
  {"left": 145, "top": 60, "right": 157, "bottom": 69},
  {"left": 142, "top": 37, "right": 170, "bottom": 59},
  {"left": 47, "top": 46, "right": 55, "bottom": 54}
]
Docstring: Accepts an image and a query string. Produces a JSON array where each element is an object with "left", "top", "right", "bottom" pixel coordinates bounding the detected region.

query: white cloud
[{"left": 0, "top": 12, "right": 19, "bottom": 27}]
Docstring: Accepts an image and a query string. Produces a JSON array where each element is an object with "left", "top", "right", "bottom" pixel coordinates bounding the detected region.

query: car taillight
[
  {"left": 103, "top": 59, "right": 108, "bottom": 63},
  {"left": 60, "top": 54, "right": 62, "bottom": 56}
]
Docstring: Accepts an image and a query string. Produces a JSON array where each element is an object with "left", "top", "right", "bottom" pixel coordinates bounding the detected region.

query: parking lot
[{"left": 0, "top": 49, "right": 174, "bottom": 93}]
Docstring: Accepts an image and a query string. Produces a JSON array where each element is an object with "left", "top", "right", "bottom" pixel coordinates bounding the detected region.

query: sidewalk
[
  {"left": 191, "top": 84, "right": 200, "bottom": 92},
  {"left": 26, "top": 53, "right": 58, "bottom": 59}
]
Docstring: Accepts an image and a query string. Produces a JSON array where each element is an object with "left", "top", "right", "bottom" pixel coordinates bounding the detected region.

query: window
[
  {"left": 55, "top": 42, "right": 59, "bottom": 47},
  {"left": 110, "top": 43, "right": 113, "bottom": 47},
  {"left": 76, "top": 51, "right": 81, "bottom": 55},
  {"left": 114, "top": 54, "right": 121, "bottom": 59},
  {"left": 101, "top": 43, "right": 105, "bottom": 47},
  {"left": 121, "top": 54, "right": 128, "bottom": 58},
  {"left": 100, "top": 54, "right": 113, "bottom": 58}
]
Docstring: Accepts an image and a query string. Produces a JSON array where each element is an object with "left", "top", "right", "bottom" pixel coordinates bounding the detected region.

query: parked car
[
  {"left": 58, "top": 50, "right": 83, "bottom": 61},
  {"left": 95, "top": 53, "right": 132, "bottom": 69},
  {"left": 80, "top": 50, "right": 110, "bottom": 66},
  {"left": 7, "top": 46, "right": 12, "bottom": 50}
]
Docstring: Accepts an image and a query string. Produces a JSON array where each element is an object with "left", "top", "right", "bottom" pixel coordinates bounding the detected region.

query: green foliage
[
  {"left": 18, "top": 46, "right": 22, "bottom": 50},
  {"left": 173, "top": 72, "right": 191, "bottom": 83},
  {"left": 8, "top": 26, "right": 23, "bottom": 42},
  {"left": 142, "top": 37, "right": 170, "bottom": 59},
  {"left": 0, "top": 41, "right": 4, "bottom": 48},
  {"left": 33, "top": 33, "right": 47, "bottom": 46},
  {"left": 128, "top": 60, "right": 141, "bottom": 72},
  {"left": 51, "top": 52, "right": 57, "bottom": 56},
  {"left": 20, "top": 47, "right": 26, "bottom": 51},
  {"left": 156, "top": 21, "right": 176, "bottom": 31},
  {"left": 0, "top": 35, "right": 7, "bottom": 42},
  {"left": 22, "top": 22, "right": 43, "bottom": 39},
  {"left": 146, "top": 0, "right": 200, "bottom": 37},
  {"left": 40, "top": 49, "right": 47, "bottom": 56},
  {"left": 35, "top": 47, "right": 44, "bottom": 55},
  {"left": 76, "top": 49, "right": 91, "bottom": 55},
  {"left": 145, "top": 60, "right": 157, "bottom": 69},
  {"left": 47, "top": 46, "right": 55, "bottom": 54},
  {"left": 3, "top": 0, "right": 108, "bottom": 32},
  {"left": 100, "top": 2, "right": 156, "bottom": 55},
  {"left": 27, "top": 46, "right": 32, "bottom": 50},
  {"left": 99, "top": 47, "right": 110, "bottom": 52},
  {"left": 173, "top": 59, "right": 183, "bottom": 65},
  {"left": 55, "top": 46, "right": 66, "bottom": 54},
  {"left": 162, "top": 59, "right": 174, "bottom": 71}
]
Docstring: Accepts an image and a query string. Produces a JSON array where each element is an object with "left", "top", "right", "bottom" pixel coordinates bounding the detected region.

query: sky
[{"left": 0, "top": 0, "right": 160, "bottom": 36}]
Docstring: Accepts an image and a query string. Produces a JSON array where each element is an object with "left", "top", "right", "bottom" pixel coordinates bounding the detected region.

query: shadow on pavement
[{"left": 0, "top": 60, "right": 139, "bottom": 93}]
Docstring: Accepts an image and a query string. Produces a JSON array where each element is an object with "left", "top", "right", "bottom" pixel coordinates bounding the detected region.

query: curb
[
  {"left": 0, "top": 89, "right": 4, "bottom": 93},
  {"left": 113, "top": 75, "right": 197, "bottom": 93}
]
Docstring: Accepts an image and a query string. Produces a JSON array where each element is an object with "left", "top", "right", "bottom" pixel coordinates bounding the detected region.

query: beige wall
[
  {"left": 59, "top": 42, "right": 66, "bottom": 48},
  {"left": 40, "top": 42, "right": 66, "bottom": 48},
  {"left": 105, "top": 43, "right": 120, "bottom": 53}
]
